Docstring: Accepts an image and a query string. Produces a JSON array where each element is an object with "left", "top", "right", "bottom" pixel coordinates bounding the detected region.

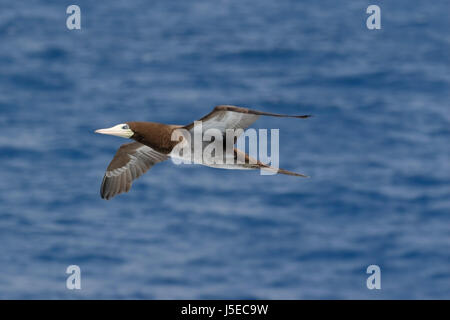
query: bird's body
[
  {"left": 123, "top": 122, "right": 181, "bottom": 154},
  {"left": 95, "top": 105, "right": 311, "bottom": 200}
]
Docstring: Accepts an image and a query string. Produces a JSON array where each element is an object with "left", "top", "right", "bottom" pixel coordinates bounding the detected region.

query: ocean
[{"left": 0, "top": 0, "right": 448, "bottom": 299}]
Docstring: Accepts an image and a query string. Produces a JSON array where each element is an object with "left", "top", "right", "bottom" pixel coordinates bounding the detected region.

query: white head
[{"left": 95, "top": 123, "right": 134, "bottom": 139}]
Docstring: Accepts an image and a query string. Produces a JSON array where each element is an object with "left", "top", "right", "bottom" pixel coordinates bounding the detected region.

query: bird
[{"left": 95, "top": 105, "right": 311, "bottom": 200}]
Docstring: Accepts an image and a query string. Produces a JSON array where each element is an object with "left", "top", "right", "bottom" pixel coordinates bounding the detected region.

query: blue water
[{"left": 0, "top": 0, "right": 449, "bottom": 299}]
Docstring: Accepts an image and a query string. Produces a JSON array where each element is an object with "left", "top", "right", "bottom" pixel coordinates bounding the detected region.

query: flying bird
[{"left": 95, "top": 105, "right": 311, "bottom": 199}]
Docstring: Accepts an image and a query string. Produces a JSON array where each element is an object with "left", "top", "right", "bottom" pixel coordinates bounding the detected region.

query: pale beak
[{"left": 95, "top": 124, "right": 134, "bottom": 139}]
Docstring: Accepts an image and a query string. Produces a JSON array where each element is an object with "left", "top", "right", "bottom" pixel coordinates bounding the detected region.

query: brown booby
[{"left": 95, "top": 105, "right": 311, "bottom": 200}]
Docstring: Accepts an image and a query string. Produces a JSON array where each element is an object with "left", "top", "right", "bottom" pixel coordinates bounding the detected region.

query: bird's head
[{"left": 95, "top": 123, "right": 134, "bottom": 139}]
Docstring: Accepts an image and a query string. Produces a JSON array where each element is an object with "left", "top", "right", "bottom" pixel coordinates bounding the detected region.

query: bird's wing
[
  {"left": 183, "top": 105, "right": 311, "bottom": 135},
  {"left": 100, "top": 142, "right": 168, "bottom": 200}
]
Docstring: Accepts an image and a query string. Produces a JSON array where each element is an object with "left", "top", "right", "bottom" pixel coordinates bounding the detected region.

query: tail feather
[
  {"left": 233, "top": 148, "right": 309, "bottom": 177},
  {"left": 260, "top": 165, "right": 309, "bottom": 177}
]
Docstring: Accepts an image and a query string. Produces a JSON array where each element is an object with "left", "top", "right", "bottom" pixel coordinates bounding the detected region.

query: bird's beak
[{"left": 95, "top": 124, "right": 134, "bottom": 138}]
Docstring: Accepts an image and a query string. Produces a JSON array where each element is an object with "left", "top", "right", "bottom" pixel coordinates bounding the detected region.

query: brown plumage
[
  {"left": 126, "top": 122, "right": 181, "bottom": 154},
  {"left": 100, "top": 142, "right": 169, "bottom": 200},
  {"left": 96, "top": 105, "right": 311, "bottom": 199}
]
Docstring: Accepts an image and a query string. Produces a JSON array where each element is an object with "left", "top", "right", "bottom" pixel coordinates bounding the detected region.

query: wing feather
[
  {"left": 184, "top": 105, "right": 311, "bottom": 136},
  {"left": 100, "top": 142, "right": 168, "bottom": 200}
]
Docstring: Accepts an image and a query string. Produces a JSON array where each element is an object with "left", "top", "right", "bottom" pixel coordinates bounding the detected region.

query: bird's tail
[
  {"left": 234, "top": 148, "right": 308, "bottom": 177},
  {"left": 259, "top": 164, "right": 309, "bottom": 177}
]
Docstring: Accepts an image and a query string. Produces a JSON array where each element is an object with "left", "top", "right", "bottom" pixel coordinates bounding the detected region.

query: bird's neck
[{"left": 130, "top": 122, "right": 179, "bottom": 154}]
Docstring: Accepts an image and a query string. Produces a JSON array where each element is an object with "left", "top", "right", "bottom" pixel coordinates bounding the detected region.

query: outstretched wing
[
  {"left": 183, "top": 105, "right": 311, "bottom": 135},
  {"left": 100, "top": 142, "right": 168, "bottom": 200}
]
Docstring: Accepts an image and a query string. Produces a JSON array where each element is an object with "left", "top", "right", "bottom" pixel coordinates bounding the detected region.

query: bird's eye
[{"left": 122, "top": 124, "right": 129, "bottom": 130}]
